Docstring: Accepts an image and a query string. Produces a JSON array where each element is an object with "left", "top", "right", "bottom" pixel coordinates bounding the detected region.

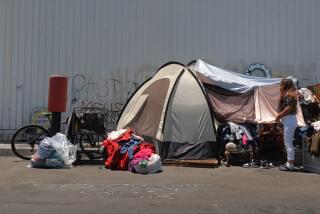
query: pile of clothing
[
  {"left": 101, "top": 129, "right": 162, "bottom": 174},
  {"left": 298, "top": 88, "right": 320, "bottom": 122},
  {"left": 217, "top": 122, "right": 259, "bottom": 166},
  {"left": 217, "top": 122, "right": 258, "bottom": 154}
]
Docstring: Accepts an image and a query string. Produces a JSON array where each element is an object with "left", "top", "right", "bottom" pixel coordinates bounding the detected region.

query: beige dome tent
[
  {"left": 117, "top": 61, "right": 218, "bottom": 160},
  {"left": 117, "top": 59, "right": 305, "bottom": 161}
]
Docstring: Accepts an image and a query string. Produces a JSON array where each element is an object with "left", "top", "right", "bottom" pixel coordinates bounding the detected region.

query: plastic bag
[
  {"left": 147, "top": 154, "right": 162, "bottom": 174},
  {"left": 30, "top": 133, "right": 77, "bottom": 168},
  {"left": 132, "top": 154, "right": 162, "bottom": 174}
]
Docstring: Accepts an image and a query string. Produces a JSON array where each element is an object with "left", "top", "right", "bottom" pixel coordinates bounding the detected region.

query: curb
[{"left": 0, "top": 143, "right": 15, "bottom": 157}]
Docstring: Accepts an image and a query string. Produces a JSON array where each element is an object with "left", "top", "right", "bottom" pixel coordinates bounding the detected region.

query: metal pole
[{"left": 50, "top": 112, "right": 61, "bottom": 136}]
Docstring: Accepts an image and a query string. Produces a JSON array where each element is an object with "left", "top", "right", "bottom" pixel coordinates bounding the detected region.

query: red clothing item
[
  {"left": 102, "top": 129, "right": 135, "bottom": 170},
  {"left": 103, "top": 140, "right": 120, "bottom": 170},
  {"left": 103, "top": 140, "right": 130, "bottom": 170}
]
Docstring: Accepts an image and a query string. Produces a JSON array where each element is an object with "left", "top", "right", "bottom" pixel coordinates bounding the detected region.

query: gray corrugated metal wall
[{"left": 0, "top": 0, "right": 319, "bottom": 131}]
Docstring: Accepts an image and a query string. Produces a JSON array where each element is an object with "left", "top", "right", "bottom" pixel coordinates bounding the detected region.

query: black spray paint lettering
[
  {"left": 70, "top": 74, "right": 140, "bottom": 128},
  {"left": 126, "top": 81, "right": 139, "bottom": 99},
  {"left": 71, "top": 74, "right": 139, "bottom": 106},
  {"left": 79, "top": 101, "right": 124, "bottom": 112},
  {"left": 71, "top": 74, "right": 86, "bottom": 104},
  {"left": 110, "top": 78, "right": 122, "bottom": 97},
  {"left": 78, "top": 101, "right": 123, "bottom": 131},
  {"left": 71, "top": 74, "right": 109, "bottom": 105}
]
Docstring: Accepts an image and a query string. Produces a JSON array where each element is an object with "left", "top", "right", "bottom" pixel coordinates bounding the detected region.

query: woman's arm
[
  {"left": 275, "top": 105, "right": 293, "bottom": 122},
  {"left": 275, "top": 93, "right": 296, "bottom": 122}
]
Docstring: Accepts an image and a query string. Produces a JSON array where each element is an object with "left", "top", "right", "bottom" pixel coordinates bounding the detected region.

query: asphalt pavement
[{"left": 1, "top": 155, "right": 320, "bottom": 214}]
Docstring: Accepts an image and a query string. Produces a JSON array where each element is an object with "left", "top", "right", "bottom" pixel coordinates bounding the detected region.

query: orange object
[{"left": 48, "top": 75, "right": 68, "bottom": 112}]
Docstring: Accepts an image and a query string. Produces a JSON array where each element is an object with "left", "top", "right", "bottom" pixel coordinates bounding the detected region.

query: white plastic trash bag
[
  {"left": 132, "top": 154, "right": 162, "bottom": 174},
  {"left": 30, "top": 133, "right": 77, "bottom": 168},
  {"left": 147, "top": 154, "right": 162, "bottom": 174}
]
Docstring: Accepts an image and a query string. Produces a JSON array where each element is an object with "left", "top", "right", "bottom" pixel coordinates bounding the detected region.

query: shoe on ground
[
  {"left": 242, "top": 163, "right": 250, "bottom": 168},
  {"left": 279, "top": 164, "right": 294, "bottom": 171},
  {"left": 260, "top": 163, "right": 270, "bottom": 169},
  {"left": 221, "top": 161, "right": 231, "bottom": 167},
  {"left": 260, "top": 161, "right": 273, "bottom": 169},
  {"left": 242, "top": 162, "right": 259, "bottom": 168}
]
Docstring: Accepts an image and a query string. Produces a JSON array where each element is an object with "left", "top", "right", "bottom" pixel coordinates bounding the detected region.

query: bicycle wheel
[
  {"left": 78, "top": 132, "right": 103, "bottom": 160},
  {"left": 11, "top": 125, "right": 49, "bottom": 160}
]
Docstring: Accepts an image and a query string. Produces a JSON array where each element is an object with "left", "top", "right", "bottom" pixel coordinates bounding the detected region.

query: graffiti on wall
[{"left": 70, "top": 73, "right": 147, "bottom": 130}]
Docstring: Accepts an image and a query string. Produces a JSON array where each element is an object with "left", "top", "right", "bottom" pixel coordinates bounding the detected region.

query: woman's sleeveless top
[{"left": 278, "top": 93, "right": 297, "bottom": 115}]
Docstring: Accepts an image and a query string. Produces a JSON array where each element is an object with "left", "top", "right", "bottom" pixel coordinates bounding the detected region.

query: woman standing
[{"left": 275, "top": 78, "right": 298, "bottom": 171}]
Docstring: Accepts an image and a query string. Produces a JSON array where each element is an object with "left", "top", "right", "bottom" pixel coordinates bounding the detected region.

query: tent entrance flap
[
  {"left": 119, "top": 94, "right": 148, "bottom": 127},
  {"left": 163, "top": 70, "right": 216, "bottom": 143}
]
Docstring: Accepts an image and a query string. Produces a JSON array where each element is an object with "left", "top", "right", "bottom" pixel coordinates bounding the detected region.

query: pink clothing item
[
  {"left": 133, "top": 148, "right": 154, "bottom": 160},
  {"left": 130, "top": 146, "right": 156, "bottom": 170},
  {"left": 242, "top": 134, "right": 248, "bottom": 145}
]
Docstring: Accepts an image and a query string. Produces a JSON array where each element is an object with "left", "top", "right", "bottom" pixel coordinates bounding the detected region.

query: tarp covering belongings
[
  {"left": 192, "top": 59, "right": 305, "bottom": 126},
  {"left": 194, "top": 59, "right": 282, "bottom": 93},
  {"left": 117, "top": 60, "right": 306, "bottom": 162}
]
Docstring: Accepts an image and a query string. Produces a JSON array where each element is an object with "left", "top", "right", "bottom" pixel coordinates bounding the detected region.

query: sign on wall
[
  {"left": 31, "top": 108, "right": 50, "bottom": 129},
  {"left": 246, "top": 63, "right": 272, "bottom": 78}
]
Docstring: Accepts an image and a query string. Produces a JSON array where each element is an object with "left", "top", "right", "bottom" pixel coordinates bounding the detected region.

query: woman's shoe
[{"left": 279, "top": 164, "right": 294, "bottom": 171}]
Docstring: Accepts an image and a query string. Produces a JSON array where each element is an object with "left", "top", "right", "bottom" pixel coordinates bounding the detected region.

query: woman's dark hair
[
  {"left": 278, "top": 78, "right": 295, "bottom": 112},
  {"left": 281, "top": 78, "right": 294, "bottom": 91}
]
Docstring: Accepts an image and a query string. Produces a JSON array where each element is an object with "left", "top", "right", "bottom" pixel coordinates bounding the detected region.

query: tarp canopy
[
  {"left": 195, "top": 59, "right": 282, "bottom": 93},
  {"left": 193, "top": 59, "right": 305, "bottom": 126}
]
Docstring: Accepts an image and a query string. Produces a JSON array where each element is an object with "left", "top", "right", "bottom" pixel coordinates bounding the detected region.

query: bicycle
[
  {"left": 68, "top": 107, "right": 108, "bottom": 160},
  {"left": 11, "top": 107, "right": 109, "bottom": 161},
  {"left": 10, "top": 112, "right": 52, "bottom": 160}
]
